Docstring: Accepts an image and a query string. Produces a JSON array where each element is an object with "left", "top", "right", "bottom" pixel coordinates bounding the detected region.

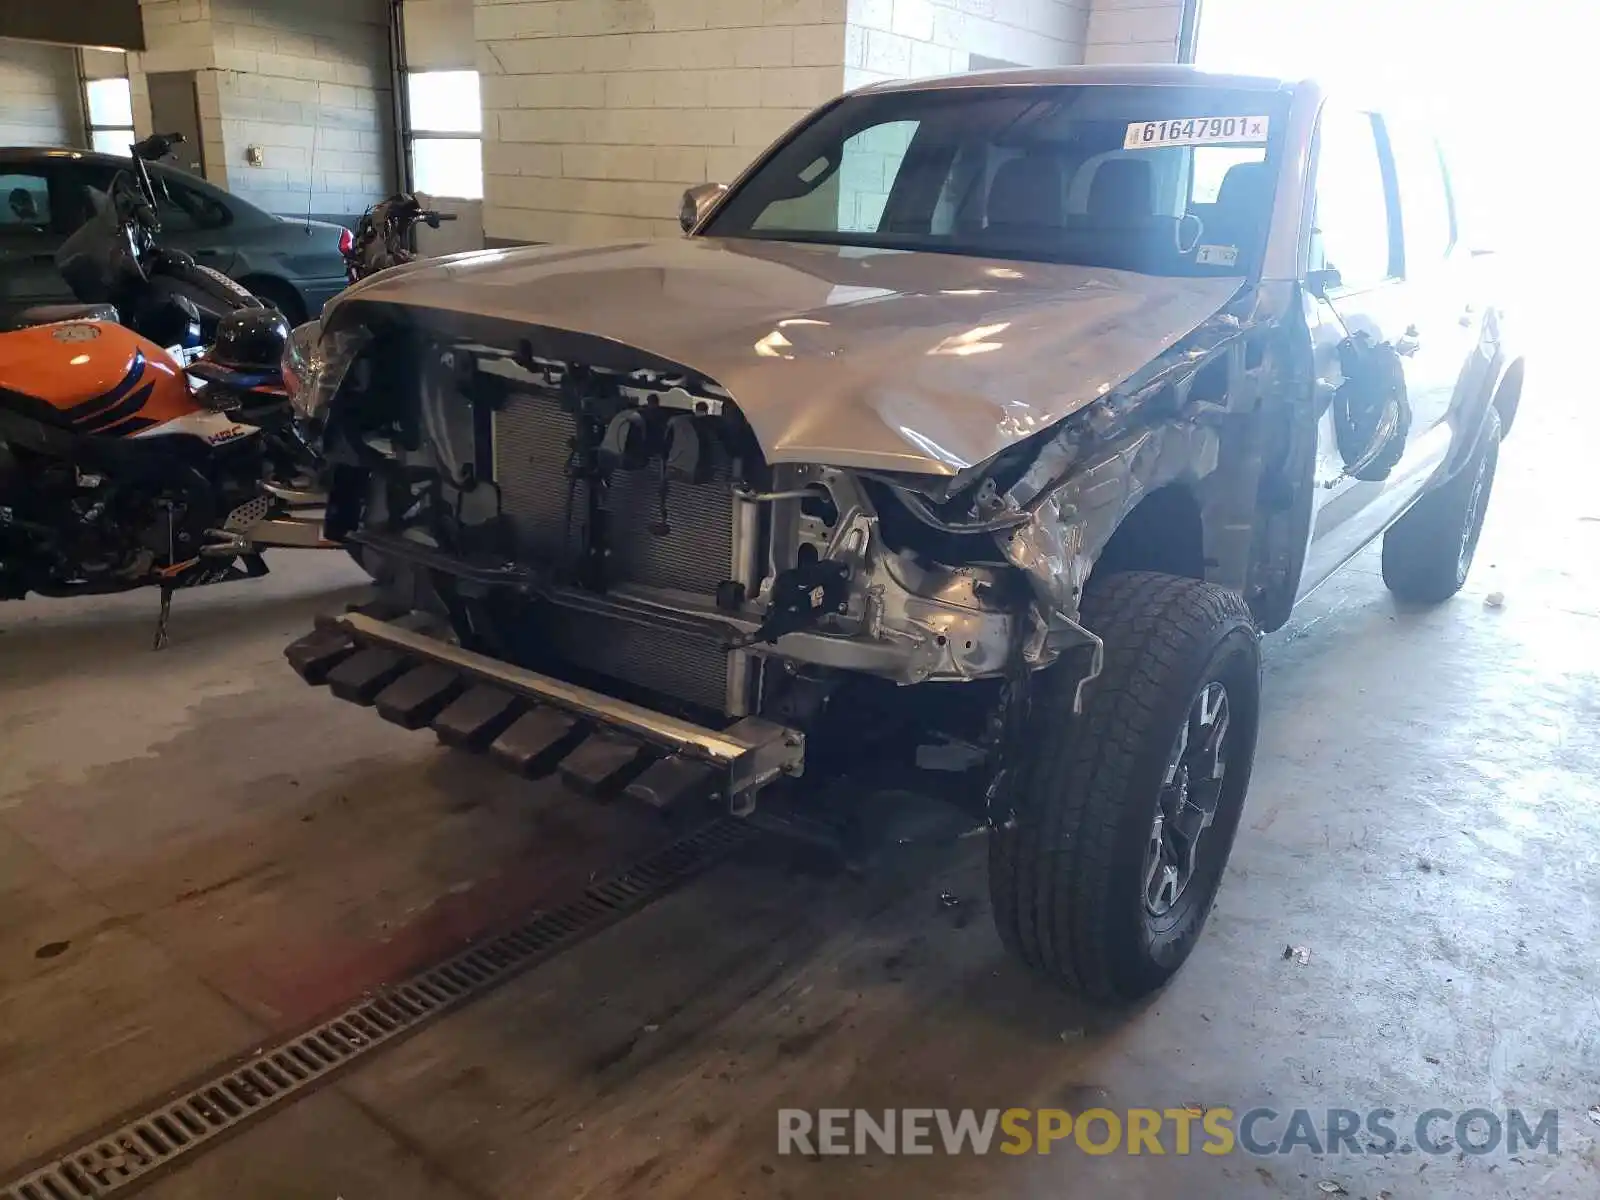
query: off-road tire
[
  {"left": 989, "top": 572, "right": 1261, "bottom": 1003},
  {"left": 1381, "top": 408, "right": 1501, "bottom": 604}
]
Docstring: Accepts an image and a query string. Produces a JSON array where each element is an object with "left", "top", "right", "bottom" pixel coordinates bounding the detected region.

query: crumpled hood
[{"left": 331, "top": 237, "right": 1243, "bottom": 475}]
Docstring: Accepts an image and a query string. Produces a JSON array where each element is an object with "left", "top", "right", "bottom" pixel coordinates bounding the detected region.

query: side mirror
[
  {"left": 1306, "top": 266, "right": 1342, "bottom": 300},
  {"left": 1333, "top": 336, "right": 1410, "bottom": 482},
  {"left": 679, "top": 182, "right": 727, "bottom": 234}
]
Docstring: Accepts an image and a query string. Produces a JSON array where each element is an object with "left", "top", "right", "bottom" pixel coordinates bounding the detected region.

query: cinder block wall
[
  {"left": 126, "top": 0, "right": 220, "bottom": 175},
  {"left": 476, "top": 0, "right": 850, "bottom": 244},
  {"left": 475, "top": 0, "right": 1107, "bottom": 245},
  {"left": 124, "top": 0, "right": 395, "bottom": 220},
  {"left": 209, "top": 0, "right": 396, "bottom": 224},
  {"left": 0, "top": 37, "right": 84, "bottom": 147},
  {"left": 1083, "top": 0, "right": 1184, "bottom": 64},
  {"left": 838, "top": 0, "right": 1090, "bottom": 225},
  {"left": 844, "top": 0, "right": 1089, "bottom": 90}
]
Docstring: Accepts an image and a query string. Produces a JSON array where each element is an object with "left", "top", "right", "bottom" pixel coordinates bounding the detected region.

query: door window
[
  {"left": 0, "top": 172, "right": 52, "bottom": 230},
  {"left": 1386, "top": 120, "right": 1455, "bottom": 270},
  {"left": 1312, "top": 109, "right": 1395, "bottom": 289}
]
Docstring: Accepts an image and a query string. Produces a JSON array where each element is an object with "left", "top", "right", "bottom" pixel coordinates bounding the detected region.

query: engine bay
[{"left": 323, "top": 326, "right": 1036, "bottom": 726}]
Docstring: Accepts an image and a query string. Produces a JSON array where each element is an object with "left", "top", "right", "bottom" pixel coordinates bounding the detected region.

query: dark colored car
[{"left": 0, "top": 147, "right": 349, "bottom": 329}]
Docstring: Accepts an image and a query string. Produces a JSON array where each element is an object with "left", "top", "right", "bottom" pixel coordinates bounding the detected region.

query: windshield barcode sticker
[{"left": 1124, "top": 116, "right": 1269, "bottom": 149}]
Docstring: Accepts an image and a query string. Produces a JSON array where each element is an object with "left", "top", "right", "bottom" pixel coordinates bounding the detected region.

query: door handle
[
  {"left": 1394, "top": 326, "right": 1421, "bottom": 357},
  {"left": 195, "top": 248, "right": 220, "bottom": 258}
]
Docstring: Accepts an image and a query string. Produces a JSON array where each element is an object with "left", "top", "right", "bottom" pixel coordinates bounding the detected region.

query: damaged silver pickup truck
[{"left": 282, "top": 66, "right": 1522, "bottom": 1002}]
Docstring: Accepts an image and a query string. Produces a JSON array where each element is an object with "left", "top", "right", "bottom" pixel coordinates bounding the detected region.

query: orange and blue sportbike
[
  {"left": 0, "top": 316, "right": 330, "bottom": 641},
  {"left": 0, "top": 138, "right": 334, "bottom": 643}
]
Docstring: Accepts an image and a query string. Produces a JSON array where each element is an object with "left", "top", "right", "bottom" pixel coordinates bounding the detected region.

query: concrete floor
[{"left": 2, "top": 327, "right": 1597, "bottom": 1198}]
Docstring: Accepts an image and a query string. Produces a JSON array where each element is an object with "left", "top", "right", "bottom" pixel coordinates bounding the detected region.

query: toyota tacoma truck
[{"left": 281, "top": 65, "right": 1522, "bottom": 1002}]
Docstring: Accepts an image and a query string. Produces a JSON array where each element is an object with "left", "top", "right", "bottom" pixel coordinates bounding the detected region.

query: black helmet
[{"left": 208, "top": 306, "right": 290, "bottom": 371}]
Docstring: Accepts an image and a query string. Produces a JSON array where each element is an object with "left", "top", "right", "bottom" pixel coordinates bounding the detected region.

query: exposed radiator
[
  {"left": 539, "top": 606, "right": 732, "bottom": 714},
  {"left": 492, "top": 389, "right": 735, "bottom": 594},
  {"left": 491, "top": 388, "right": 742, "bottom": 714}
]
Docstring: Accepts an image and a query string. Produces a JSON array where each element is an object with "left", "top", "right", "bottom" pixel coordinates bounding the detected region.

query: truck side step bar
[{"left": 285, "top": 611, "right": 805, "bottom": 811}]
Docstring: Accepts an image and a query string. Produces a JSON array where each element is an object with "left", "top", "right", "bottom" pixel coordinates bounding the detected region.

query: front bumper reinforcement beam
[{"left": 286, "top": 610, "right": 805, "bottom": 809}]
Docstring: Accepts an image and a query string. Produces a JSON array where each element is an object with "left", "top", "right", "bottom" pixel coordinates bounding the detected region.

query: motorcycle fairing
[{"left": 0, "top": 320, "right": 205, "bottom": 438}]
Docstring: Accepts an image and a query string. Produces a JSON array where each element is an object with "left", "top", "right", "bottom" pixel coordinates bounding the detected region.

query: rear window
[{"left": 705, "top": 84, "right": 1288, "bottom": 277}]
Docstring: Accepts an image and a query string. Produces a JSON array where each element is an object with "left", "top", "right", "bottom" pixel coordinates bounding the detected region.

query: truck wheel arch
[
  {"left": 1491, "top": 357, "right": 1524, "bottom": 438},
  {"left": 1088, "top": 484, "right": 1207, "bottom": 587}
]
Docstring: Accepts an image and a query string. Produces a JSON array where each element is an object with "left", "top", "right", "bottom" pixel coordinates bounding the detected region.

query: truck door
[
  {"left": 1383, "top": 118, "right": 1497, "bottom": 467},
  {"left": 1296, "top": 106, "right": 1455, "bottom": 599}
]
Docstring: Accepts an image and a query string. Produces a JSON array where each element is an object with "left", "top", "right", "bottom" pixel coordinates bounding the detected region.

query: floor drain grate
[{"left": 2, "top": 818, "right": 753, "bottom": 1199}]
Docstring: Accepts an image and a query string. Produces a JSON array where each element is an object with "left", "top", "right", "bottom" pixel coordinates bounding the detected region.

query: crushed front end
[
  {"left": 283, "top": 307, "right": 1047, "bottom": 813},
  {"left": 280, "top": 265, "right": 1276, "bottom": 821}
]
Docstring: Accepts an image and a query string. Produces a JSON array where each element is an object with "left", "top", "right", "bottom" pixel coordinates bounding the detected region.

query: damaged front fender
[
  {"left": 935, "top": 313, "right": 1256, "bottom": 623},
  {"left": 999, "top": 419, "right": 1221, "bottom": 615}
]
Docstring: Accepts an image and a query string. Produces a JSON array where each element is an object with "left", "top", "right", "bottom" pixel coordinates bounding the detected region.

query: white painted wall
[
  {"left": 414, "top": 192, "right": 485, "bottom": 255},
  {"left": 125, "top": 1, "right": 227, "bottom": 186},
  {"left": 475, "top": 0, "right": 1102, "bottom": 243},
  {"left": 131, "top": 0, "right": 219, "bottom": 74},
  {"left": 837, "top": 0, "right": 1089, "bottom": 225},
  {"left": 844, "top": 0, "right": 1089, "bottom": 91},
  {"left": 210, "top": 0, "right": 396, "bottom": 221},
  {"left": 1082, "top": 0, "right": 1184, "bottom": 64},
  {"left": 124, "top": 0, "right": 396, "bottom": 217},
  {"left": 476, "top": 0, "right": 849, "bottom": 244},
  {"left": 0, "top": 37, "right": 83, "bottom": 148},
  {"left": 405, "top": 0, "right": 477, "bottom": 70}
]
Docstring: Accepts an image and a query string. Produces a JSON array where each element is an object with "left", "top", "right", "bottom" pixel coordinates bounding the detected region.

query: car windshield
[{"left": 704, "top": 84, "right": 1288, "bottom": 278}]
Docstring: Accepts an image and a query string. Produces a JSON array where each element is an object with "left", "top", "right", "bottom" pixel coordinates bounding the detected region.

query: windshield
[{"left": 704, "top": 84, "right": 1288, "bottom": 278}]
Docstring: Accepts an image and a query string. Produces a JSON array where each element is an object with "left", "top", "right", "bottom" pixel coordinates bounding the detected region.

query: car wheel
[
  {"left": 1381, "top": 408, "right": 1501, "bottom": 604},
  {"left": 989, "top": 571, "right": 1261, "bottom": 1003},
  {"left": 241, "top": 277, "right": 308, "bottom": 327}
]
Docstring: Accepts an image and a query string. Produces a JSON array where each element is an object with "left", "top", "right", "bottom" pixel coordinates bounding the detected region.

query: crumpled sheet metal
[
  {"left": 328, "top": 236, "right": 1243, "bottom": 475},
  {"left": 1000, "top": 420, "right": 1220, "bottom": 615}
]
